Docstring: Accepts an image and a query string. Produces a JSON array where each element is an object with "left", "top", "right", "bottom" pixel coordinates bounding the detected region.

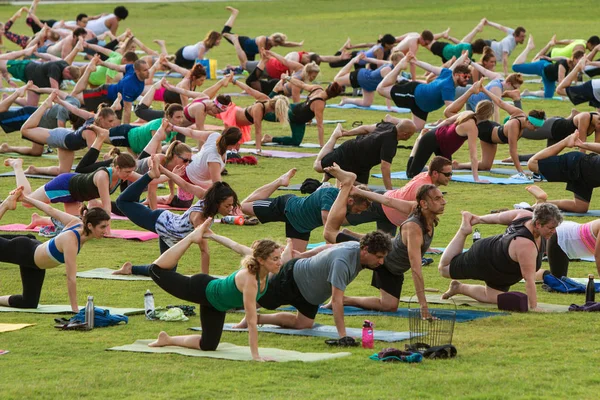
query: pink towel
[{"left": 0, "top": 224, "right": 158, "bottom": 241}]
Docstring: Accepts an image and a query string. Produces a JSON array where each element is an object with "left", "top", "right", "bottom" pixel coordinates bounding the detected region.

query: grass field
[{"left": 1, "top": 1, "right": 600, "bottom": 399}]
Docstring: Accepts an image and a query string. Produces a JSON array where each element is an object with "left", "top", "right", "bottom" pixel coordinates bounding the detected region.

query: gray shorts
[{"left": 46, "top": 128, "right": 71, "bottom": 149}]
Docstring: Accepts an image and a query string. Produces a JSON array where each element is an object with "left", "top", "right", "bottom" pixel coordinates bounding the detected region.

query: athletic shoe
[
  {"left": 510, "top": 172, "right": 530, "bottom": 180},
  {"left": 38, "top": 225, "right": 58, "bottom": 238},
  {"left": 513, "top": 202, "right": 533, "bottom": 210},
  {"left": 532, "top": 173, "right": 544, "bottom": 182},
  {"left": 421, "top": 257, "right": 434, "bottom": 266}
]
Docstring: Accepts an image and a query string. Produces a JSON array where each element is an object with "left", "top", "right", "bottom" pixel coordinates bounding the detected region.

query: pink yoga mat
[
  {"left": 238, "top": 148, "right": 316, "bottom": 158},
  {"left": 0, "top": 224, "right": 158, "bottom": 241}
]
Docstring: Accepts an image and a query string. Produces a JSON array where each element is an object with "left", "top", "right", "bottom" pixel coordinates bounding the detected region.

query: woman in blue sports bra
[
  {"left": 147, "top": 218, "right": 287, "bottom": 361},
  {"left": 0, "top": 188, "right": 110, "bottom": 313},
  {"left": 450, "top": 84, "right": 545, "bottom": 176}
]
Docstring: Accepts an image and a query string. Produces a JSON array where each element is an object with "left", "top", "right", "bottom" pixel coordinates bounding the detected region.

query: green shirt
[
  {"left": 550, "top": 40, "right": 586, "bottom": 58},
  {"left": 127, "top": 119, "right": 177, "bottom": 153},
  {"left": 442, "top": 43, "right": 473, "bottom": 61},
  {"left": 205, "top": 270, "right": 267, "bottom": 312},
  {"left": 89, "top": 52, "right": 123, "bottom": 86},
  {"left": 284, "top": 187, "right": 339, "bottom": 233}
]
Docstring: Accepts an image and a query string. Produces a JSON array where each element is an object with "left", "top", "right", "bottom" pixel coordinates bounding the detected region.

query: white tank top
[
  {"left": 87, "top": 14, "right": 113, "bottom": 36},
  {"left": 182, "top": 42, "right": 207, "bottom": 61},
  {"left": 557, "top": 221, "right": 592, "bottom": 259}
]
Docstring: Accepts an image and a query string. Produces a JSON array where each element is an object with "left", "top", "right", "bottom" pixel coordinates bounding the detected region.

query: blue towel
[
  {"left": 326, "top": 104, "right": 410, "bottom": 113},
  {"left": 277, "top": 306, "right": 505, "bottom": 323},
  {"left": 190, "top": 323, "right": 412, "bottom": 342},
  {"left": 562, "top": 210, "right": 600, "bottom": 217},
  {"left": 375, "top": 172, "right": 533, "bottom": 184}
]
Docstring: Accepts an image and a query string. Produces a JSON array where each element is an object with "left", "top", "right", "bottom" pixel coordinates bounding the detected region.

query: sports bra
[
  {"left": 244, "top": 101, "right": 267, "bottom": 124},
  {"left": 497, "top": 117, "right": 522, "bottom": 144},
  {"left": 46, "top": 224, "right": 82, "bottom": 264},
  {"left": 183, "top": 98, "right": 210, "bottom": 123},
  {"left": 290, "top": 89, "right": 325, "bottom": 124}
]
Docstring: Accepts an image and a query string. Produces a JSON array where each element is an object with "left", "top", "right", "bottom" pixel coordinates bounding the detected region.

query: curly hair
[
  {"left": 241, "top": 240, "right": 281, "bottom": 274},
  {"left": 360, "top": 231, "right": 392, "bottom": 255}
]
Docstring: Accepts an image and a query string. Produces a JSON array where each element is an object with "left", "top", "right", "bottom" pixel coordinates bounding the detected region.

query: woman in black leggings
[
  {"left": 147, "top": 218, "right": 284, "bottom": 361},
  {"left": 0, "top": 188, "right": 110, "bottom": 312}
]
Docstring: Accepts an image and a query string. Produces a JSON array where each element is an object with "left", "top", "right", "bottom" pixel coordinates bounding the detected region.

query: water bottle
[
  {"left": 221, "top": 215, "right": 244, "bottom": 225},
  {"left": 362, "top": 320, "right": 374, "bottom": 349},
  {"left": 585, "top": 274, "right": 596, "bottom": 303},
  {"left": 473, "top": 228, "right": 481, "bottom": 243},
  {"left": 84, "top": 296, "right": 94, "bottom": 329},
  {"left": 144, "top": 289, "right": 155, "bottom": 320}
]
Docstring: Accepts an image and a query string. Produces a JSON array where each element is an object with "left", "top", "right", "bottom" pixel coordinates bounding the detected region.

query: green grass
[{"left": 1, "top": 1, "right": 600, "bottom": 399}]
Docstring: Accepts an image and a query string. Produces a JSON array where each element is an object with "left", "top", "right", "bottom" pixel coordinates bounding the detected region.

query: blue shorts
[{"left": 44, "top": 173, "right": 76, "bottom": 203}]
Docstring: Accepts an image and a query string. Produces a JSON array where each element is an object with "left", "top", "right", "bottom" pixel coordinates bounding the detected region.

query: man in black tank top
[
  {"left": 527, "top": 132, "right": 600, "bottom": 213},
  {"left": 438, "top": 205, "right": 562, "bottom": 311}
]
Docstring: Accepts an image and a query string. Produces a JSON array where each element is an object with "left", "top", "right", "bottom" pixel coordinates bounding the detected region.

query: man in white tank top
[{"left": 86, "top": 6, "right": 128, "bottom": 36}]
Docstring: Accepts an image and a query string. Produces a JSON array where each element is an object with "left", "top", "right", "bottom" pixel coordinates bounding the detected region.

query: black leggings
[
  {"left": 547, "top": 232, "right": 570, "bottom": 278},
  {"left": 0, "top": 235, "right": 45, "bottom": 308},
  {"left": 328, "top": 51, "right": 359, "bottom": 69},
  {"left": 149, "top": 264, "right": 225, "bottom": 351},
  {"left": 406, "top": 129, "right": 441, "bottom": 178},
  {"left": 246, "top": 67, "right": 278, "bottom": 95},
  {"left": 135, "top": 103, "right": 165, "bottom": 122}
]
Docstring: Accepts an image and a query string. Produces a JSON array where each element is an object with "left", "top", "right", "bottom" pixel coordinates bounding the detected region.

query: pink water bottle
[{"left": 362, "top": 320, "right": 374, "bottom": 349}]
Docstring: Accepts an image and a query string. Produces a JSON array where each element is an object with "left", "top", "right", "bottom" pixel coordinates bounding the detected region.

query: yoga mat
[
  {"left": 427, "top": 247, "right": 468, "bottom": 254},
  {"left": 307, "top": 242, "right": 326, "bottom": 250},
  {"left": 0, "top": 172, "right": 53, "bottom": 180},
  {"left": 493, "top": 160, "right": 529, "bottom": 166},
  {"left": 376, "top": 172, "right": 533, "bottom": 184},
  {"left": 0, "top": 305, "right": 144, "bottom": 315},
  {"left": 0, "top": 323, "right": 35, "bottom": 333},
  {"left": 522, "top": 96, "right": 566, "bottom": 101},
  {"left": 237, "top": 148, "right": 316, "bottom": 158},
  {"left": 110, "top": 213, "right": 129, "bottom": 221},
  {"left": 0, "top": 152, "right": 60, "bottom": 160},
  {"left": 311, "top": 119, "right": 346, "bottom": 125},
  {"left": 570, "top": 277, "right": 600, "bottom": 284},
  {"left": 0, "top": 224, "right": 158, "bottom": 241},
  {"left": 191, "top": 323, "right": 413, "bottom": 342},
  {"left": 326, "top": 104, "right": 410, "bottom": 114},
  {"left": 399, "top": 294, "right": 570, "bottom": 313},
  {"left": 75, "top": 268, "right": 223, "bottom": 281},
  {"left": 244, "top": 140, "right": 335, "bottom": 149},
  {"left": 156, "top": 204, "right": 190, "bottom": 211},
  {"left": 562, "top": 210, "right": 600, "bottom": 217},
  {"left": 276, "top": 306, "right": 505, "bottom": 323},
  {"left": 278, "top": 183, "right": 388, "bottom": 192},
  {"left": 454, "top": 168, "right": 532, "bottom": 176},
  {"left": 108, "top": 340, "right": 351, "bottom": 362}
]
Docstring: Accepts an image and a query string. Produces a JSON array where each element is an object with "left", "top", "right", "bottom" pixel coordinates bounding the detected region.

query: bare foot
[
  {"left": 324, "top": 162, "right": 356, "bottom": 186},
  {"left": 153, "top": 39, "right": 165, "bottom": 46},
  {"left": 222, "top": 32, "right": 237, "bottom": 43},
  {"left": 278, "top": 168, "right": 297, "bottom": 187},
  {"left": 521, "top": 89, "right": 531, "bottom": 97},
  {"left": 225, "top": 6, "right": 239, "bottom": 14},
  {"left": 566, "top": 131, "right": 578, "bottom": 148},
  {"left": 25, "top": 212, "right": 49, "bottom": 229},
  {"left": 1, "top": 191, "right": 19, "bottom": 211},
  {"left": 0, "top": 143, "right": 10, "bottom": 153},
  {"left": 568, "top": 108, "right": 580, "bottom": 119},
  {"left": 112, "top": 261, "right": 133, "bottom": 275},
  {"left": 321, "top": 301, "right": 332, "bottom": 310},
  {"left": 4, "top": 158, "right": 23, "bottom": 169},
  {"left": 232, "top": 317, "right": 248, "bottom": 329},
  {"left": 452, "top": 160, "right": 461, "bottom": 170},
  {"left": 148, "top": 331, "right": 171, "bottom": 347},
  {"left": 24, "top": 165, "right": 37, "bottom": 175},
  {"left": 441, "top": 280, "right": 461, "bottom": 299},
  {"left": 342, "top": 37, "right": 351, "bottom": 50},
  {"left": 331, "top": 123, "right": 343, "bottom": 140},
  {"left": 526, "top": 35, "right": 534, "bottom": 49},
  {"left": 459, "top": 211, "right": 475, "bottom": 235},
  {"left": 261, "top": 133, "right": 273, "bottom": 144},
  {"left": 339, "top": 98, "right": 349, "bottom": 106},
  {"left": 526, "top": 185, "right": 548, "bottom": 203},
  {"left": 148, "top": 155, "right": 161, "bottom": 179},
  {"left": 502, "top": 89, "right": 521, "bottom": 100}
]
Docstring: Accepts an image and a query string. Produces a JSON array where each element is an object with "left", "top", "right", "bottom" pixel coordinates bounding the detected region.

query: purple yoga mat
[{"left": 238, "top": 148, "right": 316, "bottom": 158}]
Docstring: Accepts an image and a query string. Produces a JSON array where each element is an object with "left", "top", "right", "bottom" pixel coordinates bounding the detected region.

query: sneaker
[
  {"left": 38, "top": 225, "right": 58, "bottom": 238},
  {"left": 421, "top": 257, "right": 434, "bottom": 266},
  {"left": 510, "top": 172, "right": 530, "bottom": 180},
  {"left": 513, "top": 201, "right": 533, "bottom": 210},
  {"left": 532, "top": 173, "right": 543, "bottom": 182}
]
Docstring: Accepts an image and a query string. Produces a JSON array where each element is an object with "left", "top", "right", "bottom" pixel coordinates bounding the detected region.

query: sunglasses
[
  {"left": 440, "top": 171, "right": 453, "bottom": 177},
  {"left": 177, "top": 154, "right": 192, "bottom": 164}
]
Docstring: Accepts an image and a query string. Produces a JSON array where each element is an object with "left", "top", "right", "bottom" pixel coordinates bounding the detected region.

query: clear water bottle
[
  {"left": 473, "top": 228, "right": 481, "bottom": 243},
  {"left": 144, "top": 289, "right": 155, "bottom": 320},
  {"left": 84, "top": 296, "right": 94, "bottom": 329},
  {"left": 585, "top": 274, "right": 595, "bottom": 303},
  {"left": 362, "top": 320, "right": 374, "bottom": 349},
  {"left": 221, "top": 215, "right": 245, "bottom": 225}
]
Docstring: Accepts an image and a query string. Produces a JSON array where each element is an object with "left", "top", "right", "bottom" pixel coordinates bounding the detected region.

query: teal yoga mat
[{"left": 375, "top": 172, "right": 533, "bottom": 184}]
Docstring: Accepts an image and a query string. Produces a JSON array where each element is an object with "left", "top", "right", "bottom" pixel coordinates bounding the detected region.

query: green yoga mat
[
  {"left": 399, "top": 294, "right": 569, "bottom": 313},
  {"left": 76, "top": 268, "right": 225, "bottom": 281},
  {"left": 107, "top": 340, "right": 351, "bottom": 362},
  {"left": 0, "top": 305, "right": 145, "bottom": 315}
]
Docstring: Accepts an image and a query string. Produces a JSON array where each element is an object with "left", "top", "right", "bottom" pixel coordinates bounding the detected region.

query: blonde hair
[
  {"left": 505, "top": 73, "right": 524, "bottom": 88},
  {"left": 456, "top": 111, "right": 478, "bottom": 125},
  {"left": 301, "top": 62, "right": 320, "bottom": 81},
  {"left": 270, "top": 33, "right": 287, "bottom": 46},
  {"left": 68, "top": 66, "right": 82, "bottom": 82},
  {"left": 269, "top": 95, "right": 290, "bottom": 125},
  {"left": 241, "top": 240, "right": 281, "bottom": 274},
  {"left": 390, "top": 51, "right": 405, "bottom": 64},
  {"left": 474, "top": 100, "right": 494, "bottom": 122}
]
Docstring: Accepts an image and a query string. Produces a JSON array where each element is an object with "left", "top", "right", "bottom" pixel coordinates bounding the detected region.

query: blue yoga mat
[
  {"left": 375, "top": 172, "right": 533, "bottom": 184},
  {"left": 454, "top": 168, "right": 531, "bottom": 176},
  {"left": 427, "top": 247, "right": 468, "bottom": 254},
  {"left": 191, "top": 323, "right": 411, "bottom": 342},
  {"left": 562, "top": 210, "right": 600, "bottom": 217},
  {"left": 277, "top": 306, "right": 505, "bottom": 323},
  {"left": 326, "top": 104, "right": 410, "bottom": 113},
  {"left": 493, "top": 160, "right": 528, "bottom": 166},
  {"left": 522, "top": 96, "right": 566, "bottom": 101}
]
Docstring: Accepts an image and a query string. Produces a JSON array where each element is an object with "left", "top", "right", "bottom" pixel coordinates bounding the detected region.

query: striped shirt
[{"left": 155, "top": 200, "right": 204, "bottom": 247}]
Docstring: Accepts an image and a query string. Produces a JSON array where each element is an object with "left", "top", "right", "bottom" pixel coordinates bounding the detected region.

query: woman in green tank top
[{"left": 147, "top": 218, "right": 288, "bottom": 361}]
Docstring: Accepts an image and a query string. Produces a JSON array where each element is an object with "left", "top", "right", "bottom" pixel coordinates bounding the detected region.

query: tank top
[
  {"left": 359, "top": 44, "right": 383, "bottom": 65},
  {"left": 289, "top": 89, "right": 324, "bottom": 124},
  {"left": 46, "top": 225, "right": 82, "bottom": 264},
  {"left": 205, "top": 270, "right": 267, "bottom": 312},
  {"left": 182, "top": 42, "right": 206, "bottom": 60},
  {"left": 86, "top": 14, "right": 113, "bottom": 36},
  {"left": 67, "top": 167, "right": 119, "bottom": 202},
  {"left": 183, "top": 98, "right": 210, "bottom": 123},
  {"left": 435, "top": 123, "right": 467, "bottom": 159},
  {"left": 154, "top": 200, "right": 205, "bottom": 247},
  {"left": 550, "top": 117, "right": 578, "bottom": 140},
  {"left": 383, "top": 216, "right": 433, "bottom": 275}
]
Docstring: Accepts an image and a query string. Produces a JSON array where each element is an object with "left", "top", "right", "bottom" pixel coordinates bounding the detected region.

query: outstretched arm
[
  {"left": 484, "top": 20, "right": 513, "bottom": 34},
  {"left": 477, "top": 209, "right": 532, "bottom": 225},
  {"left": 480, "top": 85, "right": 524, "bottom": 117},
  {"left": 470, "top": 61, "right": 503, "bottom": 80},
  {"left": 203, "top": 231, "right": 253, "bottom": 256},
  {"left": 444, "top": 81, "right": 481, "bottom": 117}
]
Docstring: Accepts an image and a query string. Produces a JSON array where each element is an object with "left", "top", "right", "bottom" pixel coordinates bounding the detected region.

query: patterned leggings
[{"left": 3, "top": 20, "right": 30, "bottom": 48}]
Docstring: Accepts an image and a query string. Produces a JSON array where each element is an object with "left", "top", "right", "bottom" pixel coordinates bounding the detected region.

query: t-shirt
[
  {"left": 466, "top": 79, "right": 503, "bottom": 110},
  {"left": 490, "top": 29, "right": 517, "bottom": 59},
  {"left": 550, "top": 40, "right": 586, "bottom": 58},
  {"left": 333, "top": 122, "right": 399, "bottom": 174},
  {"left": 414, "top": 68, "right": 456, "bottom": 112},
  {"left": 579, "top": 153, "right": 600, "bottom": 188},
  {"left": 382, "top": 172, "right": 433, "bottom": 226},
  {"left": 39, "top": 96, "right": 80, "bottom": 129},
  {"left": 186, "top": 132, "right": 224, "bottom": 184},
  {"left": 592, "top": 80, "right": 600, "bottom": 103},
  {"left": 284, "top": 187, "right": 339, "bottom": 233},
  {"left": 89, "top": 52, "right": 122, "bottom": 86},
  {"left": 25, "top": 60, "right": 68, "bottom": 88},
  {"left": 127, "top": 118, "right": 177, "bottom": 154},
  {"left": 292, "top": 241, "right": 362, "bottom": 305},
  {"left": 107, "top": 63, "right": 145, "bottom": 103},
  {"left": 442, "top": 43, "right": 473, "bottom": 61}
]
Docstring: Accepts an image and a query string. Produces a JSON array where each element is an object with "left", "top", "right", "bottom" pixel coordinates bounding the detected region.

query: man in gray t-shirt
[{"left": 481, "top": 19, "right": 526, "bottom": 75}]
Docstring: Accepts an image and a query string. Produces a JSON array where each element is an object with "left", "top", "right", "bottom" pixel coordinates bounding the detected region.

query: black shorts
[
  {"left": 430, "top": 42, "right": 450, "bottom": 62},
  {"left": 565, "top": 81, "right": 600, "bottom": 109},
  {"left": 109, "top": 124, "right": 135, "bottom": 148},
  {"left": 349, "top": 70, "right": 361, "bottom": 89},
  {"left": 320, "top": 151, "right": 371, "bottom": 184},
  {"left": 538, "top": 152, "right": 593, "bottom": 202},
  {"left": 371, "top": 265, "right": 405, "bottom": 299},
  {"left": 345, "top": 198, "right": 397, "bottom": 236},
  {"left": 82, "top": 85, "right": 111, "bottom": 112},
  {"left": 390, "top": 81, "right": 428, "bottom": 121},
  {"left": 252, "top": 195, "right": 310, "bottom": 241},
  {"left": 0, "top": 107, "right": 36, "bottom": 133},
  {"left": 448, "top": 246, "right": 516, "bottom": 292},
  {"left": 174, "top": 47, "right": 196, "bottom": 70},
  {"left": 257, "top": 259, "right": 319, "bottom": 319}
]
